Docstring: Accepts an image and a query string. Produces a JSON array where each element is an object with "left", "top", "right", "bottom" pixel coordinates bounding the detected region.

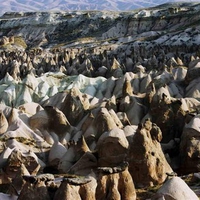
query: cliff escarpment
[{"left": 0, "top": 3, "right": 200, "bottom": 50}]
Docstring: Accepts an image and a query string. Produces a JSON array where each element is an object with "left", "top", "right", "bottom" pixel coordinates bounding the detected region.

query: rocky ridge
[
  {"left": 0, "top": 0, "right": 196, "bottom": 17},
  {"left": 0, "top": 2, "right": 200, "bottom": 49}
]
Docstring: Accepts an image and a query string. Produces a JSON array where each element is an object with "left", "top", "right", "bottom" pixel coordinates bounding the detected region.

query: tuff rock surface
[{"left": 0, "top": 2, "right": 199, "bottom": 200}]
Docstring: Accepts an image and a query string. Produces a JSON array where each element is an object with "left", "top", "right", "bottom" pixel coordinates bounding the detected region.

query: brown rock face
[
  {"left": 54, "top": 176, "right": 95, "bottom": 200},
  {"left": 179, "top": 115, "right": 200, "bottom": 174},
  {"left": 96, "top": 127, "right": 129, "bottom": 167},
  {"left": 3, "top": 149, "right": 41, "bottom": 179},
  {"left": 96, "top": 166, "right": 136, "bottom": 200},
  {"left": 54, "top": 181, "right": 81, "bottom": 200},
  {"left": 44, "top": 106, "right": 72, "bottom": 142},
  {"left": 79, "top": 176, "right": 97, "bottom": 200},
  {"left": 18, "top": 174, "right": 55, "bottom": 200},
  {"left": 60, "top": 87, "right": 90, "bottom": 126},
  {"left": 128, "top": 119, "right": 173, "bottom": 187},
  {"left": 150, "top": 93, "right": 186, "bottom": 143},
  {"left": 29, "top": 109, "right": 49, "bottom": 131},
  {"left": 18, "top": 181, "right": 51, "bottom": 200}
]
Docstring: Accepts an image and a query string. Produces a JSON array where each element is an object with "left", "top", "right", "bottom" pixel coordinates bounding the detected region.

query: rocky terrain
[
  {"left": 0, "top": 0, "right": 198, "bottom": 16},
  {"left": 0, "top": 2, "right": 200, "bottom": 200}
]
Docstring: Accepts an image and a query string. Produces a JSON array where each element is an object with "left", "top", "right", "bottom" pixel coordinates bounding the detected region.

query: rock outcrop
[
  {"left": 0, "top": 3, "right": 199, "bottom": 199},
  {"left": 96, "top": 165, "right": 136, "bottom": 200},
  {"left": 128, "top": 119, "right": 173, "bottom": 187},
  {"left": 18, "top": 174, "right": 54, "bottom": 200}
]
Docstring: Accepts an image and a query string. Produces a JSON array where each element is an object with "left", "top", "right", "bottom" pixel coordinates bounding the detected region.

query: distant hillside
[
  {"left": 0, "top": 0, "right": 199, "bottom": 16},
  {"left": 0, "top": 2, "right": 200, "bottom": 51}
]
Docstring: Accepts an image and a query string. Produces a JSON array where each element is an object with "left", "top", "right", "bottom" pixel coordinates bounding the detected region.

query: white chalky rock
[{"left": 155, "top": 177, "right": 199, "bottom": 200}]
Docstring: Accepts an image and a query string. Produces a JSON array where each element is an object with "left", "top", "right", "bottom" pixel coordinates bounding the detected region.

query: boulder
[{"left": 153, "top": 177, "right": 199, "bottom": 200}]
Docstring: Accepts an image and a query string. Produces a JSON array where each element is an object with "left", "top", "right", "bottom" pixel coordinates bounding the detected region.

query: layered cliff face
[{"left": 0, "top": 2, "right": 200, "bottom": 50}]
